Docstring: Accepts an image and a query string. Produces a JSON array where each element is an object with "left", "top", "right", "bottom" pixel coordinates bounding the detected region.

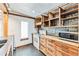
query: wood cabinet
[
  {"left": 39, "top": 37, "right": 47, "bottom": 55},
  {"left": 55, "top": 40, "right": 78, "bottom": 56},
  {"left": 40, "top": 44, "right": 47, "bottom": 54},
  {"left": 42, "top": 15, "right": 49, "bottom": 27},
  {"left": 40, "top": 38, "right": 46, "bottom": 47},
  {"left": 35, "top": 3, "right": 78, "bottom": 29},
  {"left": 62, "top": 42, "right": 78, "bottom": 56},
  {"left": 35, "top": 16, "right": 42, "bottom": 28},
  {"left": 47, "top": 39, "right": 56, "bottom": 56},
  {"left": 39, "top": 35, "right": 78, "bottom": 56}
]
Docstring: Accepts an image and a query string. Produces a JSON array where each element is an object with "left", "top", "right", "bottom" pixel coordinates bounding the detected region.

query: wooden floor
[{"left": 13, "top": 44, "right": 44, "bottom": 56}]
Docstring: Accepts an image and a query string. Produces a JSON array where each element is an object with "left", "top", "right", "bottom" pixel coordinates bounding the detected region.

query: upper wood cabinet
[
  {"left": 42, "top": 15, "right": 49, "bottom": 27},
  {"left": 35, "top": 3, "right": 78, "bottom": 28},
  {"left": 35, "top": 16, "right": 42, "bottom": 28},
  {"left": 48, "top": 12, "right": 54, "bottom": 20}
]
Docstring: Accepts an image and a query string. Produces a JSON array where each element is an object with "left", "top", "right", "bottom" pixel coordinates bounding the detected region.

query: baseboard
[{"left": 16, "top": 43, "right": 33, "bottom": 48}]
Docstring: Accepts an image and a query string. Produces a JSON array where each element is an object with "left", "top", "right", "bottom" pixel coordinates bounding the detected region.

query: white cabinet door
[{"left": 33, "top": 34, "right": 39, "bottom": 50}]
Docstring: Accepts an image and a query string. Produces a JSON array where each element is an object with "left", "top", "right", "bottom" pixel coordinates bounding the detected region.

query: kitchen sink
[{"left": 0, "top": 40, "right": 7, "bottom": 48}]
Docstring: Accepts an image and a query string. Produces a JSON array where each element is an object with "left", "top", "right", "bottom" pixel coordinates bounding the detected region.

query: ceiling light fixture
[{"left": 32, "top": 10, "right": 35, "bottom": 13}]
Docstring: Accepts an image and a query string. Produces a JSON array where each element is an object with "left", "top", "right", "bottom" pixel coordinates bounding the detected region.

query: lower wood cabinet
[
  {"left": 46, "top": 47, "right": 56, "bottom": 56},
  {"left": 40, "top": 37, "right": 47, "bottom": 55},
  {"left": 39, "top": 35, "right": 78, "bottom": 56},
  {"left": 55, "top": 50, "right": 62, "bottom": 56},
  {"left": 47, "top": 39, "right": 56, "bottom": 56},
  {"left": 61, "top": 42, "right": 78, "bottom": 56},
  {"left": 40, "top": 44, "right": 46, "bottom": 54}
]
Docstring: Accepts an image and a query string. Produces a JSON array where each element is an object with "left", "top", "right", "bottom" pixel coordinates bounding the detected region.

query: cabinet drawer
[
  {"left": 56, "top": 50, "right": 70, "bottom": 56},
  {"left": 55, "top": 50, "right": 62, "bottom": 56},
  {"left": 47, "top": 42, "right": 55, "bottom": 48},
  {"left": 54, "top": 41, "right": 62, "bottom": 47},
  {"left": 47, "top": 47, "right": 55, "bottom": 56},
  {"left": 47, "top": 39, "right": 55, "bottom": 46},
  {"left": 62, "top": 42, "right": 78, "bottom": 51},
  {"left": 54, "top": 41, "right": 62, "bottom": 50},
  {"left": 40, "top": 39, "right": 45, "bottom": 43},
  {"left": 61, "top": 43, "right": 78, "bottom": 56},
  {"left": 40, "top": 40, "right": 45, "bottom": 46},
  {"left": 40, "top": 39, "right": 47, "bottom": 47},
  {"left": 47, "top": 45, "right": 55, "bottom": 51},
  {"left": 40, "top": 44, "right": 46, "bottom": 53},
  {"left": 47, "top": 39, "right": 55, "bottom": 43},
  {"left": 47, "top": 39, "right": 55, "bottom": 48},
  {"left": 61, "top": 52, "right": 70, "bottom": 56}
]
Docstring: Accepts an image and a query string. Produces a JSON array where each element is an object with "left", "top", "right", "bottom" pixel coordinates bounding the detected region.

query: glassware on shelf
[
  {"left": 69, "top": 27, "right": 78, "bottom": 32},
  {"left": 63, "top": 20, "right": 69, "bottom": 26}
]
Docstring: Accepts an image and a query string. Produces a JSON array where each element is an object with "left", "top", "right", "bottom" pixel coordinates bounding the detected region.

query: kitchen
[{"left": 0, "top": 3, "right": 79, "bottom": 56}]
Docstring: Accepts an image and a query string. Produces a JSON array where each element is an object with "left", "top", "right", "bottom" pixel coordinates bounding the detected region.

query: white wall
[
  {"left": 9, "top": 15, "right": 35, "bottom": 47},
  {"left": 0, "top": 11, "right": 3, "bottom": 38},
  {"left": 0, "top": 19, "right": 3, "bottom": 37}
]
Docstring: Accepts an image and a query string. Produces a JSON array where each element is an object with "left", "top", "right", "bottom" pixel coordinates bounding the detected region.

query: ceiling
[{"left": 8, "top": 3, "right": 64, "bottom": 17}]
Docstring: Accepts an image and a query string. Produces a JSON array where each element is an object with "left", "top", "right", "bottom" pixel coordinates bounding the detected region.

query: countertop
[{"left": 41, "top": 35, "right": 79, "bottom": 47}]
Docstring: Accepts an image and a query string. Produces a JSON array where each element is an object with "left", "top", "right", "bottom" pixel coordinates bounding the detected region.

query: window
[{"left": 21, "top": 21, "right": 28, "bottom": 39}]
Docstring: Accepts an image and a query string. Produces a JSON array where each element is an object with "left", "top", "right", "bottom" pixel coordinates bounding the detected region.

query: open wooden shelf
[
  {"left": 42, "top": 15, "right": 49, "bottom": 22},
  {"left": 49, "top": 17, "right": 59, "bottom": 20},
  {"left": 35, "top": 16, "right": 42, "bottom": 28},
  {"left": 60, "top": 25, "right": 77, "bottom": 27},
  {"left": 50, "top": 19, "right": 59, "bottom": 26},
  {"left": 44, "top": 21, "right": 49, "bottom": 27},
  {"left": 44, "top": 20, "right": 49, "bottom": 22},
  {"left": 35, "top": 3, "right": 78, "bottom": 28},
  {"left": 48, "top": 12, "right": 54, "bottom": 19},
  {"left": 60, "top": 4, "right": 78, "bottom": 33},
  {"left": 61, "top": 8, "right": 78, "bottom": 15},
  {"left": 49, "top": 25, "right": 78, "bottom": 28},
  {"left": 35, "top": 22, "right": 42, "bottom": 26},
  {"left": 62, "top": 16, "right": 78, "bottom": 20},
  {"left": 48, "top": 9, "right": 59, "bottom": 27},
  {"left": 35, "top": 25, "right": 41, "bottom": 28}
]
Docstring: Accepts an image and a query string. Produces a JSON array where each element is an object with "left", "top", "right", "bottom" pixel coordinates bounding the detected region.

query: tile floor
[{"left": 13, "top": 44, "right": 44, "bottom": 56}]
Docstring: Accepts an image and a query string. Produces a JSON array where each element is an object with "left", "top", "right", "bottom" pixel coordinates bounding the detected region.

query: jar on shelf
[{"left": 69, "top": 27, "right": 78, "bottom": 32}]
